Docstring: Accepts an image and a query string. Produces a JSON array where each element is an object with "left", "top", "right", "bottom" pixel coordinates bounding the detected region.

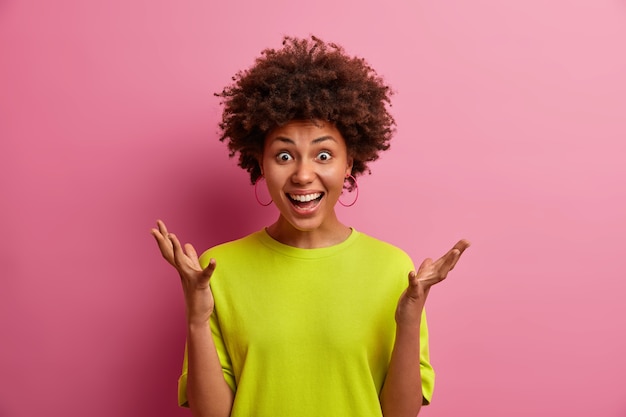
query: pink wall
[{"left": 1, "top": 1, "right": 625, "bottom": 416}]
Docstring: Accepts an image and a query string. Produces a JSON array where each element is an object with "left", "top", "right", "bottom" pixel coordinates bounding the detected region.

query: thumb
[
  {"left": 408, "top": 270, "right": 419, "bottom": 288},
  {"left": 409, "top": 258, "right": 433, "bottom": 289},
  {"left": 406, "top": 270, "right": 423, "bottom": 299},
  {"left": 200, "top": 258, "right": 217, "bottom": 282}
]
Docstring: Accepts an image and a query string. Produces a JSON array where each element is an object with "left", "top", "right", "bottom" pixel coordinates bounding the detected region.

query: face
[{"left": 261, "top": 120, "right": 353, "bottom": 234}]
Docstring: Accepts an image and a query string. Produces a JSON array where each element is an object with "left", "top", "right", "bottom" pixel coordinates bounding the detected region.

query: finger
[
  {"left": 454, "top": 239, "right": 471, "bottom": 251},
  {"left": 439, "top": 249, "right": 460, "bottom": 274},
  {"left": 448, "top": 250, "right": 461, "bottom": 271},
  {"left": 151, "top": 228, "right": 175, "bottom": 263},
  {"left": 434, "top": 239, "right": 470, "bottom": 272},
  {"left": 417, "top": 258, "right": 432, "bottom": 275},
  {"left": 150, "top": 227, "right": 164, "bottom": 244},
  {"left": 168, "top": 233, "right": 185, "bottom": 266},
  {"left": 408, "top": 270, "right": 419, "bottom": 287},
  {"left": 184, "top": 243, "right": 202, "bottom": 270},
  {"left": 405, "top": 270, "right": 421, "bottom": 299},
  {"left": 157, "top": 219, "right": 169, "bottom": 236},
  {"left": 185, "top": 243, "right": 198, "bottom": 260},
  {"left": 449, "top": 239, "right": 470, "bottom": 257},
  {"left": 151, "top": 226, "right": 169, "bottom": 243},
  {"left": 438, "top": 239, "right": 470, "bottom": 260},
  {"left": 201, "top": 258, "right": 217, "bottom": 281},
  {"left": 426, "top": 251, "right": 457, "bottom": 284},
  {"left": 414, "top": 258, "right": 441, "bottom": 288},
  {"left": 448, "top": 239, "right": 471, "bottom": 271},
  {"left": 407, "top": 270, "right": 432, "bottom": 300}
]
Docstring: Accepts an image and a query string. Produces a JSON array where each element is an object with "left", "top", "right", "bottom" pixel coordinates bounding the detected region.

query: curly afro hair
[{"left": 216, "top": 35, "right": 396, "bottom": 188}]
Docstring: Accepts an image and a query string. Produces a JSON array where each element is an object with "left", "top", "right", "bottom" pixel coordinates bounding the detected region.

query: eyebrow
[{"left": 272, "top": 135, "right": 337, "bottom": 145}]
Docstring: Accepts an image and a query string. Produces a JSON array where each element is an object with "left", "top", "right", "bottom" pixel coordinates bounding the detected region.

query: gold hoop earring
[
  {"left": 254, "top": 178, "right": 273, "bottom": 206},
  {"left": 338, "top": 175, "right": 359, "bottom": 207}
]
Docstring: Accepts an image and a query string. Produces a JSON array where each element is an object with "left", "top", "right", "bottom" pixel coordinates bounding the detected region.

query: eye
[
  {"left": 317, "top": 151, "right": 332, "bottom": 161},
  {"left": 276, "top": 152, "right": 293, "bottom": 162}
]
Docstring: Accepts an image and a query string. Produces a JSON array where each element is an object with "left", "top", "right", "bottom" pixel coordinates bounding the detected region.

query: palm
[
  {"left": 151, "top": 220, "right": 217, "bottom": 320},
  {"left": 396, "top": 239, "right": 470, "bottom": 326}
]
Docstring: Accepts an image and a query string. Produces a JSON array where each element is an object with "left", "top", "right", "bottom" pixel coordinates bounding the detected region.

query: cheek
[
  {"left": 264, "top": 174, "right": 282, "bottom": 193},
  {"left": 262, "top": 168, "right": 290, "bottom": 197},
  {"left": 320, "top": 168, "right": 347, "bottom": 190}
]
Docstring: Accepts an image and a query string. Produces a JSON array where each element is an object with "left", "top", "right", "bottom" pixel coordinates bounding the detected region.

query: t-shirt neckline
[{"left": 256, "top": 227, "right": 360, "bottom": 259}]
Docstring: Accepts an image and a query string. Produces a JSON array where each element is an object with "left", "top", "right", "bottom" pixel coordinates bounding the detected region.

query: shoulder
[
  {"left": 352, "top": 231, "right": 414, "bottom": 266},
  {"left": 198, "top": 230, "right": 265, "bottom": 268},
  {"left": 354, "top": 231, "right": 411, "bottom": 257}
]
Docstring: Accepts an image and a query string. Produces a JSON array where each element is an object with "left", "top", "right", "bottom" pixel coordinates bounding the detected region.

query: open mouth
[{"left": 287, "top": 192, "right": 324, "bottom": 211}]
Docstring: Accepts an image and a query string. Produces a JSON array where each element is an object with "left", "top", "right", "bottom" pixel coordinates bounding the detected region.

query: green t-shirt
[{"left": 178, "top": 229, "right": 435, "bottom": 416}]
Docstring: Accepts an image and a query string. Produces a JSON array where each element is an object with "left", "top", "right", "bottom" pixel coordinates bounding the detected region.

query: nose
[{"left": 291, "top": 160, "right": 315, "bottom": 184}]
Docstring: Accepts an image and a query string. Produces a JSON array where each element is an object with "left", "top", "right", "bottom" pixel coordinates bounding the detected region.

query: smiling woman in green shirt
[{"left": 151, "top": 36, "right": 470, "bottom": 417}]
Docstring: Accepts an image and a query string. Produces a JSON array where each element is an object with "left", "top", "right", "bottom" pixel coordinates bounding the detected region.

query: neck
[{"left": 266, "top": 216, "right": 352, "bottom": 249}]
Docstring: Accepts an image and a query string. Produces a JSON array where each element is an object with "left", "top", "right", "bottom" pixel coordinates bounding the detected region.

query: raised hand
[
  {"left": 395, "top": 239, "right": 471, "bottom": 327},
  {"left": 151, "top": 220, "right": 217, "bottom": 324}
]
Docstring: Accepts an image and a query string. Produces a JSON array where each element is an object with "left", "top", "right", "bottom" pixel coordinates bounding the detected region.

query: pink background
[{"left": 1, "top": 1, "right": 625, "bottom": 416}]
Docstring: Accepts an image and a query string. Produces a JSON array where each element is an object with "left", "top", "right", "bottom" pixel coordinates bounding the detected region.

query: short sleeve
[
  {"left": 177, "top": 311, "right": 236, "bottom": 407},
  {"left": 177, "top": 344, "right": 189, "bottom": 407},
  {"left": 419, "top": 308, "right": 435, "bottom": 404}
]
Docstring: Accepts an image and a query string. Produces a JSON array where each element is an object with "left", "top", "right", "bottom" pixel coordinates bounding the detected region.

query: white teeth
[{"left": 289, "top": 193, "right": 322, "bottom": 202}]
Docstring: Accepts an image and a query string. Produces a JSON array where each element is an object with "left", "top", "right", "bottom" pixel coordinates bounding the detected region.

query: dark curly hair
[{"left": 215, "top": 35, "right": 395, "bottom": 188}]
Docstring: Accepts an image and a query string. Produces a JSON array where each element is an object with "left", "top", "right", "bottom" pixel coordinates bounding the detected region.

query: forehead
[{"left": 265, "top": 120, "right": 344, "bottom": 145}]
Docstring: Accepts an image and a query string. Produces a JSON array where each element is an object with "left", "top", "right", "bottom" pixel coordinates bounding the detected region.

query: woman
[{"left": 152, "top": 36, "right": 469, "bottom": 417}]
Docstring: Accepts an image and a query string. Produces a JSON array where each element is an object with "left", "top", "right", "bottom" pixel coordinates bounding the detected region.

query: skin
[
  {"left": 152, "top": 220, "right": 232, "bottom": 417},
  {"left": 380, "top": 239, "right": 470, "bottom": 417},
  {"left": 261, "top": 120, "right": 354, "bottom": 248},
  {"left": 151, "top": 120, "right": 470, "bottom": 417}
]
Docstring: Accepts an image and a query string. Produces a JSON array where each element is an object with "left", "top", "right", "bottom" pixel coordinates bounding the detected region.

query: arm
[
  {"left": 380, "top": 321, "right": 424, "bottom": 417},
  {"left": 151, "top": 220, "right": 234, "bottom": 417},
  {"left": 380, "top": 240, "right": 470, "bottom": 417},
  {"left": 186, "top": 316, "right": 234, "bottom": 417}
]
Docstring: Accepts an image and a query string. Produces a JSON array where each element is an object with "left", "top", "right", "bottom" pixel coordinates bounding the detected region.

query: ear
[{"left": 345, "top": 157, "right": 354, "bottom": 177}]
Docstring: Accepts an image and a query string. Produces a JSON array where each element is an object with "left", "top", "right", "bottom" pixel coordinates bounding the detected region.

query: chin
[{"left": 285, "top": 217, "right": 325, "bottom": 233}]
